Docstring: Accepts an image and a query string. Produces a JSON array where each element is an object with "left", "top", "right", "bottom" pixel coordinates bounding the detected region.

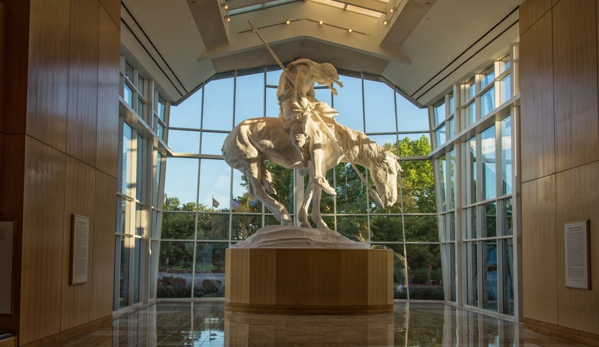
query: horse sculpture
[{"left": 222, "top": 115, "right": 401, "bottom": 229}]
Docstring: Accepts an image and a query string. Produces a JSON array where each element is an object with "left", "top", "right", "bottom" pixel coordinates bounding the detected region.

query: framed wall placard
[
  {"left": 0, "top": 221, "right": 14, "bottom": 314},
  {"left": 70, "top": 214, "right": 89, "bottom": 285},
  {"left": 564, "top": 220, "right": 590, "bottom": 290}
]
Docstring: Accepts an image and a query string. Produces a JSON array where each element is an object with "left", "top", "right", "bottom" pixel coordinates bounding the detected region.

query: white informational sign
[
  {"left": 564, "top": 220, "right": 590, "bottom": 289},
  {"left": 0, "top": 221, "right": 14, "bottom": 314},
  {"left": 70, "top": 215, "right": 90, "bottom": 285}
]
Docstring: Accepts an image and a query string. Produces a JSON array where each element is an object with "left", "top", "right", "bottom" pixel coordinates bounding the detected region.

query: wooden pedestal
[{"left": 225, "top": 248, "right": 394, "bottom": 315}]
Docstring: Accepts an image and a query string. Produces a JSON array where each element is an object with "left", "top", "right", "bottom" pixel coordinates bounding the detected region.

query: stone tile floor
[{"left": 64, "top": 301, "right": 588, "bottom": 346}]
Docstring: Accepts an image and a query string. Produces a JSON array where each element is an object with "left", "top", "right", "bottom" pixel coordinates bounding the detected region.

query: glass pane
[
  {"left": 335, "top": 163, "right": 368, "bottom": 214},
  {"left": 199, "top": 159, "right": 231, "bottom": 211},
  {"left": 235, "top": 72, "right": 265, "bottom": 123},
  {"left": 465, "top": 137, "right": 477, "bottom": 205},
  {"left": 334, "top": 75, "right": 363, "bottom": 131},
  {"left": 466, "top": 241, "right": 478, "bottom": 306},
  {"left": 231, "top": 214, "right": 261, "bottom": 240},
  {"left": 448, "top": 118, "right": 454, "bottom": 140},
  {"left": 157, "top": 241, "right": 194, "bottom": 298},
  {"left": 404, "top": 215, "right": 438, "bottom": 242},
  {"left": 500, "top": 116, "right": 512, "bottom": 195},
  {"left": 169, "top": 89, "right": 201, "bottom": 129},
  {"left": 435, "top": 125, "right": 446, "bottom": 147},
  {"left": 119, "top": 198, "right": 129, "bottom": 234},
  {"left": 314, "top": 87, "right": 332, "bottom": 106},
  {"left": 135, "top": 203, "right": 144, "bottom": 236},
  {"left": 433, "top": 101, "right": 445, "bottom": 126},
  {"left": 158, "top": 96, "right": 166, "bottom": 121},
  {"left": 118, "top": 235, "right": 130, "bottom": 307},
  {"left": 396, "top": 93, "right": 429, "bottom": 131},
  {"left": 266, "top": 66, "right": 281, "bottom": 86},
  {"left": 463, "top": 78, "right": 475, "bottom": 102},
  {"left": 502, "top": 238, "right": 515, "bottom": 315},
  {"left": 336, "top": 216, "right": 368, "bottom": 242},
  {"left": 164, "top": 157, "right": 199, "bottom": 207},
  {"left": 193, "top": 243, "right": 227, "bottom": 298},
  {"left": 136, "top": 75, "right": 144, "bottom": 96},
  {"left": 136, "top": 135, "right": 144, "bottom": 201},
  {"left": 203, "top": 78, "right": 233, "bottom": 131},
  {"left": 481, "top": 126, "right": 496, "bottom": 200},
  {"left": 399, "top": 158, "right": 435, "bottom": 214},
  {"left": 499, "top": 55, "right": 511, "bottom": 74},
  {"left": 137, "top": 96, "right": 145, "bottom": 119},
  {"left": 161, "top": 212, "right": 195, "bottom": 239},
  {"left": 464, "top": 101, "right": 476, "bottom": 128},
  {"left": 154, "top": 152, "right": 163, "bottom": 207},
  {"left": 445, "top": 243, "right": 456, "bottom": 302},
  {"left": 168, "top": 130, "right": 200, "bottom": 153},
  {"left": 200, "top": 132, "right": 228, "bottom": 155},
  {"left": 406, "top": 244, "right": 443, "bottom": 300},
  {"left": 499, "top": 74, "right": 511, "bottom": 104},
  {"left": 449, "top": 149, "right": 455, "bottom": 209},
  {"left": 502, "top": 198, "right": 513, "bottom": 236},
  {"left": 124, "top": 61, "right": 133, "bottom": 81},
  {"left": 197, "top": 213, "right": 229, "bottom": 240},
  {"left": 265, "top": 87, "right": 278, "bottom": 117},
  {"left": 150, "top": 240, "right": 159, "bottom": 299},
  {"left": 438, "top": 156, "right": 446, "bottom": 212},
  {"left": 157, "top": 123, "right": 164, "bottom": 140},
  {"left": 124, "top": 84, "right": 133, "bottom": 107},
  {"left": 364, "top": 79, "right": 395, "bottom": 133},
  {"left": 483, "top": 240, "right": 498, "bottom": 312},
  {"left": 397, "top": 134, "right": 431, "bottom": 156},
  {"left": 370, "top": 215, "right": 403, "bottom": 242},
  {"left": 373, "top": 244, "right": 407, "bottom": 299},
  {"left": 484, "top": 202, "right": 497, "bottom": 238},
  {"left": 368, "top": 134, "right": 397, "bottom": 150},
  {"left": 479, "top": 66, "right": 495, "bottom": 90},
  {"left": 481, "top": 86, "right": 495, "bottom": 116},
  {"left": 464, "top": 207, "right": 477, "bottom": 239},
  {"left": 133, "top": 238, "right": 141, "bottom": 304},
  {"left": 122, "top": 123, "right": 133, "bottom": 196},
  {"left": 445, "top": 212, "right": 455, "bottom": 241}
]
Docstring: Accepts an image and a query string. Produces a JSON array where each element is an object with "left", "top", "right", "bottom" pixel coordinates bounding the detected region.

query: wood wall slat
[
  {"left": 249, "top": 249, "right": 276, "bottom": 305},
  {"left": 19, "top": 138, "right": 66, "bottom": 345},
  {"left": 90, "top": 171, "right": 116, "bottom": 321},
  {"left": 368, "top": 250, "right": 389, "bottom": 305},
  {"left": 275, "top": 249, "right": 308, "bottom": 305},
  {"left": 307, "top": 250, "right": 340, "bottom": 306},
  {"left": 67, "top": 0, "right": 99, "bottom": 166},
  {"left": 228, "top": 249, "right": 250, "bottom": 304},
  {"left": 96, "top": 6, "right": 120, "bottom": 178},
  {"left": 522, "top": 176, "right": 558, "bottom": 324},
  {"left": 99, "top": 0, "right": 120, "bottom": 29},
  {"left": 553, "top": 0, "right": 599, "bottom": 172},
  {"left": 519, "top": 0, "right": 552, "bottom": 35},
  {"left": 26, "top": 0, "right": 70, "bottom": 152},
  {"left": 339, "top": 250, "right": 367, "bottom": 305},
  {"left": 61, "top": 156, "right": 96, "bottom": 331},
  {"left": 520, "top": 11, "right": 554, "bottom": 182},
  {"left": 555, "top": 162, "right": 599, "bottom": 334}
]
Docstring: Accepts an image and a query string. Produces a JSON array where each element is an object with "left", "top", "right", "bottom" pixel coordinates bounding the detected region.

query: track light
[
  {"left": 286, "top": 19, "right": 290, "bottom": 25},
  {"left": 389, "top": 7, "right": 394, "bottom": 12},
  {"left": 225, "top": 15, "right": 231, "bottom": 22},
  {"left": 222, "top": 3, "right": 228, "bottom": 9},
  {"left": 319, "top": 20, "right": 323, "bottom": 25},
  {"left": 383, "top": 19, "right": 388, "bottom": 26},
  {"left": 348, "top": 28, "right": 352, "bottom": 33}
]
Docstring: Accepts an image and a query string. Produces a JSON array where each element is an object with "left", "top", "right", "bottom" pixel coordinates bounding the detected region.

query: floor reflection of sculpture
[{"left": 222, "top": 115, "right": 401, "bottom": 228}]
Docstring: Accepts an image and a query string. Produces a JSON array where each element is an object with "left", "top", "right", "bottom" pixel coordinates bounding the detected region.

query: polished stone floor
[{"left": 65, "top": 301, "right": 587, "bottom": 346}]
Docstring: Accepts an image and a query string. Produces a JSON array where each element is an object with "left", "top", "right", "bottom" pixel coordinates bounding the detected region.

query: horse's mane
[{"left": 324, "top": 117, "right": 387, "bottom": 163}]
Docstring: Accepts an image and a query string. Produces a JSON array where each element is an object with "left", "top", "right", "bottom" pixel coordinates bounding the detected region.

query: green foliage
[{"left": 394, "top": 285, "right": 444, "bottom": 300}]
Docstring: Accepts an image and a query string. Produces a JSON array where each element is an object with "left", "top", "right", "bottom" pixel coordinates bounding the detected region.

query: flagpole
[{"left": 247, "top": 20, "right": 384, "bottom": 207}]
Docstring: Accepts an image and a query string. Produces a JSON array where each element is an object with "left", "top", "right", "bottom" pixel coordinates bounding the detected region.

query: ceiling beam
[
  {"left": 187, "top": 0, "right": 230, "bottom": 49},
  {"left": 380, "top": 0, "right": 437, "bottom": 49}
]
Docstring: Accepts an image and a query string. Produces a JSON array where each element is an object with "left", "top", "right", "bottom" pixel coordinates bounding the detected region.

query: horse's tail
[{"left": 261, "top": 166, "right": 277, "bottom": 195}]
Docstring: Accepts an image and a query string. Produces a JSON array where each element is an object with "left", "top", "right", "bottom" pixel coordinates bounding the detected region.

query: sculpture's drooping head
[{"left": 372, "top": 151, "right": 402, "bottom": 208}]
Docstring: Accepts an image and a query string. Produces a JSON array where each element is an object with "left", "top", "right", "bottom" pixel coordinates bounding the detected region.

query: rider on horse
[{"left": 277, "top": 58, "right": 343, "bottom": 196}]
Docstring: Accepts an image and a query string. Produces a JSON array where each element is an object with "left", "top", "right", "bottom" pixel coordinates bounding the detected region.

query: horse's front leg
[
  {"left": 311, "top": 186, "right": 329, "bottom": 229},
  {"left": 298, "top": 180, "right": 315, "bottom": 228}
]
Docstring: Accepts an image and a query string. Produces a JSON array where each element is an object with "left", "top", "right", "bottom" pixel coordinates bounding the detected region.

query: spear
[{"left": 247, "top": 20, "right": 384, "bottom": 208}]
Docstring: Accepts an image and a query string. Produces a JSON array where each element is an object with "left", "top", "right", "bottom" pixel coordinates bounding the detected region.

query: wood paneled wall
[
  {"left": 0, "top": 0, "right": 120, "bottom": 345},
  {"left": 520, "top": 0, "right": 599, "bottom": 339}
]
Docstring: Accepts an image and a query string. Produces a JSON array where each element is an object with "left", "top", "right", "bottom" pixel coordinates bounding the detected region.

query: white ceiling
[{"left": 121, "top": 0, "right": 522, "bottom": 107}]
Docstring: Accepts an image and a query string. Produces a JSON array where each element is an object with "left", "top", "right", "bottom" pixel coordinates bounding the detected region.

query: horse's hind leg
[
  {"left": 244, "top": 161, "right": 292, "bottom": 226},
  {"left": 311, "top": 187, "right": 329, "bottom": 229}
]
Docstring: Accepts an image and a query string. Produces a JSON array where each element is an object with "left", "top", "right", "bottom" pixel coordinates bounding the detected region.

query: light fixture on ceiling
[
  {"left": 383, "top": 19, "right": 388, "bottom": 26},
  {"left": 389, "top": 7, "right": 394, "bottom": 13},
  {"left": 348, "top": 28, "right": 352, "bottom": 33},
  {"left": 225, "top": 15, "right": 231, "bottom": 22},
  {"left": 286, "top": 19, "right": 290, "bottom": 25},
  {"left": 319, "top": 20, "right": 323, "bottom": 24},
  {"left": 222, "top": 3, "right": 228, "bottom": 9}
]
